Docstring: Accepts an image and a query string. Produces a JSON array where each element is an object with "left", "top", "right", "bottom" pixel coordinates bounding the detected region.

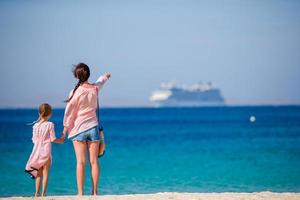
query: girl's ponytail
[{"left": 26, "top": 116, "right": 41, "bottom": 126}]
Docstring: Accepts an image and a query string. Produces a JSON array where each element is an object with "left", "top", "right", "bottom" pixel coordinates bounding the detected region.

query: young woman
[
  {"left": 62, "top": 63, "right": 111, "bottom": 195},
  {"left": 25, "top": 103, "right": 64, "bottom": 197}
]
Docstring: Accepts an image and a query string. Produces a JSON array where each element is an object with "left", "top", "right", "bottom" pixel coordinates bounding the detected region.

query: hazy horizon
[{"left": 1, "top": 0, "right": 300, "bottom": 108}]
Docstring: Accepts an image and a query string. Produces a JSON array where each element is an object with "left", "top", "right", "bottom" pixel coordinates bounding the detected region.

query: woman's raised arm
[{"left": 95, "top": 73, "right": 111, "bottom": 90}]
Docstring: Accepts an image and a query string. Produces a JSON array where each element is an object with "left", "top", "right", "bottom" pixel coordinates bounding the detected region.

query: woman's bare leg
[
  {"left": 42, "top": 158, "right": 51, "bottom": 196},
  {"left": 73, "top": 141, "right": 87, "bottom": 195},
  {"left": 87, "top": 141, "right": 100, "bottom": 195},
  {"left": 35, "top": 168, "right": 43, "bottom": 197}
]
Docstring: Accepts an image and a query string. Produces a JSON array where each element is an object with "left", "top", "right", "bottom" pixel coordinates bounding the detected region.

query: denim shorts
[{"left": 70, "top": 126, "right": 100, "bottom": 142}]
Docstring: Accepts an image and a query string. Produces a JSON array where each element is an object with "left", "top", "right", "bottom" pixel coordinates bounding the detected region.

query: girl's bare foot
[
  {"left": 42, "top": 193, "right": 46, "bottom": 197},
  {"left": 34, "top": 193, "right": 40, "bottom": 197}
]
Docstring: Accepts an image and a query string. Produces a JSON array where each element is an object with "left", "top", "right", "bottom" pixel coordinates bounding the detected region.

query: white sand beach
[{"left": 1, "top": 192, "right": 300, "bottom": 200}]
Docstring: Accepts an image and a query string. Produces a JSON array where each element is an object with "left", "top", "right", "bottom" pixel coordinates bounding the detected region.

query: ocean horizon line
[{"left": 0, "top": 104, "right": 300, "bottom": 110}]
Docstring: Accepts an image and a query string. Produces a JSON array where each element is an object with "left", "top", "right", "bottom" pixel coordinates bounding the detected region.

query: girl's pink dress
[{"left": 25, "top": 121, "right": 56, "bottom": 178}]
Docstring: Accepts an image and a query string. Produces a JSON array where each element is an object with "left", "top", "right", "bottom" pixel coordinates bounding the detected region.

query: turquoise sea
[{"left": 0, "top": 106, "right": 300, "bottom": 197}]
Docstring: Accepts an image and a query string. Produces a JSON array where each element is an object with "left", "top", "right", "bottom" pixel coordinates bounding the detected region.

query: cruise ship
[{"left": 149, "top": 82, "right": 225, "bottom": 107}]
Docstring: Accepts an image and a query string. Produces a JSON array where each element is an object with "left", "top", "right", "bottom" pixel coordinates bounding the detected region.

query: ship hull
[{"left": 153, "top": 100, "right": 226, "bottom": 107}]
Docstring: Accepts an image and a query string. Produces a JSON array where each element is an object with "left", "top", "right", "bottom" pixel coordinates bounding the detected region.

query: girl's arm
[
  {"left": 95, "top": 73, "right": 111, "bottom": 90},
  {"left": 49, "top": 122, "right": 64, "bottom": 144}
]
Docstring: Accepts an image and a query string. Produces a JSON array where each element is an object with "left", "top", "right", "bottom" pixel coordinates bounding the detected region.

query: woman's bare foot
[
  {"left": 34, "top": 193, "right": 40, "bottom": 197},
  {"left": 42, "top": 193, "right": 46, "bottom": 197}
]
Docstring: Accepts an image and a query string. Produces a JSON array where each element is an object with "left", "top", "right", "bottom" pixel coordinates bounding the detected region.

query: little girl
[{"left": 25, "top": 103, "right": 64, "bottom": 197}]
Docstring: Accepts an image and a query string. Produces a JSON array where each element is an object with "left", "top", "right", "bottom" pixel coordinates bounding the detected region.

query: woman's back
[
  {"left": 69, "top": 85, "right": 98, "bottom": 137},
  {"left": 64, "top": 75, "right": 108, "bottom": 138}
]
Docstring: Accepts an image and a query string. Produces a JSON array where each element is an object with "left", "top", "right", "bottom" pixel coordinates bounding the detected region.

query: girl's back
[{"left": 32, "top": 121, "right": 56, "bottom": 144}]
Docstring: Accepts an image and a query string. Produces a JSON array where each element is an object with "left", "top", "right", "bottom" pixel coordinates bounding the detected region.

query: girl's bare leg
[
  {"left": 73, "top": 141, "right": 87, "bottom": 195},
  {"left": 42, "top": 158, "right": 51, "bottom": 196},
  {"left": 87, "top": 141, "right": 100, "bottom": 195},
  {"left": 35, "top": 168, "right": 43, "bottom": 197}
]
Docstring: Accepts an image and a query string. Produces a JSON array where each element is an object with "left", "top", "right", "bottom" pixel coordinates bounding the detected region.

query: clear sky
[{"left": 1, "top": 0, "right": 300, "bottom": 108}]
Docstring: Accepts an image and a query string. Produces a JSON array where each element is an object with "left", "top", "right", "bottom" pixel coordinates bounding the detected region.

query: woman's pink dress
[{"left": 25, "top": 121, "right": 56, "bottom": 178}]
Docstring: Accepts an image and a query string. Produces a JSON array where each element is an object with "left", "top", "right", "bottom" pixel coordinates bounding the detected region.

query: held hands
[
  {"left": 54, "top": 134, "right": 65, "bottom": 144},
  {"left": 58, "top": 133, "right": 66, "bottom": 144}
]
